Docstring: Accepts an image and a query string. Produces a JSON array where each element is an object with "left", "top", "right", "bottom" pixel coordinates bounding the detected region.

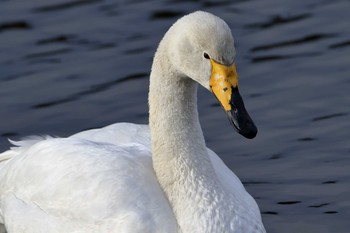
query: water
[{"left": 1, "top": 0, "right": 349, "bottom": 232}]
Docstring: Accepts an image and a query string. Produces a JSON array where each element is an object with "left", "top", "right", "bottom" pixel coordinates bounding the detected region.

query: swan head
[{"left": 166, "top": 11, "right": 257, "bottom": 139}]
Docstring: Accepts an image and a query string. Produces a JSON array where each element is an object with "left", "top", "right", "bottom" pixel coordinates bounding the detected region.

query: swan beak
[{"left": 209, "top": 60, "right": 257, "bottom": 139}]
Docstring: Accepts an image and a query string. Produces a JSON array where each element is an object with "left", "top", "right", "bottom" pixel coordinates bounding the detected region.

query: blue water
[{"left": 1, "top": 0, "right": 350, "bottom": 232}]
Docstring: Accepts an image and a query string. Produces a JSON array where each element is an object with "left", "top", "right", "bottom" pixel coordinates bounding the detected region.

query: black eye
[{"left": 203, "top": 52, "right": 210, "bottom": 59}]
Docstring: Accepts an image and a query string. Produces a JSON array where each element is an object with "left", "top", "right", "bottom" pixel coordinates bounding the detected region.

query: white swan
[{"left": 0, "top": 11, "right": 266, "bottom": 233}]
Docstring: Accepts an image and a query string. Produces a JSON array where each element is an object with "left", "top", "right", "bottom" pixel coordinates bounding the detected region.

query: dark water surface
[{"left": 1, "top": 0, "right": 350, "bottom": 232}]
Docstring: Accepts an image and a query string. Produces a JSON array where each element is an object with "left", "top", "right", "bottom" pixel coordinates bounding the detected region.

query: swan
[{"left": 0, "top": 11, "right": 266, "bottom": 233}]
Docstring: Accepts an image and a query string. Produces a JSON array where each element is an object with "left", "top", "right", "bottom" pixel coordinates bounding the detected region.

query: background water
[{"left": 1, "top": 0, "right": 349, "bottom": 232}]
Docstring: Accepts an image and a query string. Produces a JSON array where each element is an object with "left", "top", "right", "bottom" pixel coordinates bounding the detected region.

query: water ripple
[
  {"left": 33, "top": 0, "right": 102, "bottom": 13},
  {"left": 0, "top": 20, "right": 31, "bottom": 33},
  {"left": 329, "top": 40, "right": 350, "bottom": 49},
  {"left": 246, "top": 14, "right": 311, "bottom": 29},
  {"left": 32, "top": 73, "right": 148, "bottom": 109},
  {"left": 312, "top": 112, "right": 348, "bottom": 122},
  {"left": 150, "top": 10, "right": 185, "bottom": 20},
  {"left": 251, "top": 34, "right": 336, "bottom": 52}
]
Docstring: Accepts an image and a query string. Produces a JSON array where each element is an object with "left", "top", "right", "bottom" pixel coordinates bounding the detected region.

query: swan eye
[{"left": 203, "top": 52, "right": 210, "bottom": 59}]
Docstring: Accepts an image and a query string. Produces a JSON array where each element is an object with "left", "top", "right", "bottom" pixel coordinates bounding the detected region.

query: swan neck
[
  {"left": 149, "top": 48, "right": 212, "bottom": 180},
  {"left": 148, "top": 45, "right": 225, "bottom": 232}
]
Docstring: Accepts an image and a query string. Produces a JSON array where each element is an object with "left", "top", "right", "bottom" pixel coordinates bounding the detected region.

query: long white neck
[{"left": 149, "top": 40, "right": 235, "bottom": 233}]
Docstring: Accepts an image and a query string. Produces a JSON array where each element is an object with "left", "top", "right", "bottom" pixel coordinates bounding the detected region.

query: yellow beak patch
[{"left": 209, "top": 59, "right": 238, "bottom": 111}]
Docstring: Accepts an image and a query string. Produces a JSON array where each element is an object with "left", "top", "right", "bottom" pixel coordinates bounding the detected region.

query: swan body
[{"left": 0, "top": 11, "right": 266, "bottom": 233}]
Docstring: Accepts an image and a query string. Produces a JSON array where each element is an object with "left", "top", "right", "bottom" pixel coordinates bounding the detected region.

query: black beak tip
[
  {"left": 226, "top": 110, "right": 258, "bottom": 139},
  {"left": 239, "top": 124, "right": 258, "bottom": 139}
]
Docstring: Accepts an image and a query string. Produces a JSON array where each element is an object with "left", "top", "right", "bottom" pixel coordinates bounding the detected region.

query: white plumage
[{"left": 0, "top": 11, "right": 266, "bottom": 233}]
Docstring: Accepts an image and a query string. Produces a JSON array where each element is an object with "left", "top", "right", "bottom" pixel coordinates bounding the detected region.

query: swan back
[{"left": 0, "top": 124, "right": 178, "bottom": 233}]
